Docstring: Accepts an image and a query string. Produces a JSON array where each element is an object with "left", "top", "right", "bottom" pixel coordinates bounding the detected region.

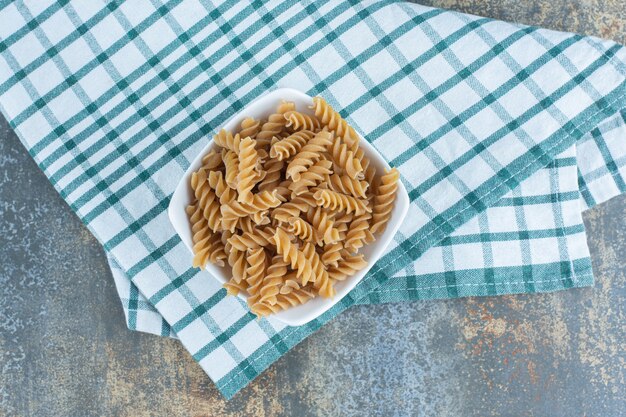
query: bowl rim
[{"left": 168, "top": 87, "right": 410, "bottom": 326}]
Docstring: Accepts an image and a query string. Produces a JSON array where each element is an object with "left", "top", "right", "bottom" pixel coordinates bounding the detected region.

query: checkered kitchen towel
[{"left": 1, "top": 0, "right": 626, "bottom": 399}]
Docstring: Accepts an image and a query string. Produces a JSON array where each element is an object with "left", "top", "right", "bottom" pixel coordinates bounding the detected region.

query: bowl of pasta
[{"left": 168, "top": 87, "right": 409, "bottom": 326}]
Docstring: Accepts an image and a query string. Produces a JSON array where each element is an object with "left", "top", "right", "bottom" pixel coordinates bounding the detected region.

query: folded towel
[{"left": 1, "top": 0, "right": 625, "bottom": 399}]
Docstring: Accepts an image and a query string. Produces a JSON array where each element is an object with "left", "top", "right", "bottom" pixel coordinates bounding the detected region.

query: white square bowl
[{"left": 168, "top": 87, "right": 409, "bottom": 326}]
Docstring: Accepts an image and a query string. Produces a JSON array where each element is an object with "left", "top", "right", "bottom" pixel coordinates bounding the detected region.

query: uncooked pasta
[{"left": 187, "top": 97, "right": 399, "bottom": 317}]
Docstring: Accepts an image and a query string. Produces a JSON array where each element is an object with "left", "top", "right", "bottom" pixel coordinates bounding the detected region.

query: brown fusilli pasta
[
  {"left": 222, "top": 149, "right": 239, "bottom": 190},
  {"left": 329, "top": 133, "right": 363, "bottom": 180},
  {"left": 371, "top": 168, "right": 400, "bottom": 234},
  {"left": 270, "top": 130, "right": 315, "bottom": 161},
  {"left": 288, "top": 159, "right": 332, "bottom": 196},
  {"left": 313, "top": 188, "right": 370, "bottom": 215},
  {"left": 187, "top": 96, "right": 399, "bottom": 317},
  {"left": 238, "top": 117, "right": 261, "bottom": 139},
  {"left": 286, "top": 129, "right": 333, "bottom": 181},
  {"left": 213, "top": 129, "right": 241, "bottom": 152},
  {"left": 284, "top": 110, "right": 321, "bottom": 131},
  {"left": 237, "top": 137, "right": 262, "bottom": 203},
  {"left": 256, "top": 101, "right": 295, "bottom": 149},
  {"left": 312, "top": 96, "right": 359, "bottom": 150},
  {"left": 327, "top": 172, "right": 369, "bottom": 198}
]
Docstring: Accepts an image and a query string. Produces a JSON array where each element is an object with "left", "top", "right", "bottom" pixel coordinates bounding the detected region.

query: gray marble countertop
[{"left": 1, "top": 1, "right": 624, "bottom": 416}]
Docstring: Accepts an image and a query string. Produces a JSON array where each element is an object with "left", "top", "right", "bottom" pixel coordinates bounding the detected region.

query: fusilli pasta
[
  {"left": 287, "top": 217, "right": 317, "bottom": 243},
  {"left": 257, "top": 154, "right": 284, "bottom": 192},
  {"left": 312, "top": 96, "right": 359, "bottom": 150},
  {"left": 249, "top": 255, "right": 288, "bottom": 310},
  {"left": 313, "top": 188, "right": 370, "bottom": 215},
  {"left": 273, "top": 227, "right": 315, "bottom": 285},
  {"left": 222, "top": 149, "right": 239, "bottom": 190},
  {"left": 237, "top": 137, "right": 262, "bottom": 203},
  {"left": 256, "top": 101, "right": 295, "bottom": 149},
  {"left": 286, "top": 129, "right": 333, "bottom": 181},
  {"left": 327, "top": 252, "right": 367, "bottom": 281},
  {"left": 307, "top": 206, "right": 340, "bottom": 245},
  {"left": 245, "top": 247, "right": 267, "bottom": 300},
  {"left": 213, "top": 129, "right": 241, "bottom": 152},
  {"left": 227, "top": 226, "right": 276, "bottom": 251},
  {"left": 329, "top": 133, "right": 363, "bottom": 180},
  {"left": 238, "top": 117, "right": 261, "bottom": 139},
  {"left": 288, "top": 159, "right": 332, "bottom": 196},
  {"left": 208, "top": 170, "right": 236, "bottom": 205},
  {"left": 371, "top": 168, "right": 400, "bottom": 234},
  {"left": 269, "top": 130, "right": 315, "bottom": 161},
  {"left": 284, "top": 110, "right": 321, "bottom": 131},
  {"left": 328, "top": 172, "right": 369, "bottom": 198},
  {"left": 187, "top": 96, "right": 399, "bottom": 317}
]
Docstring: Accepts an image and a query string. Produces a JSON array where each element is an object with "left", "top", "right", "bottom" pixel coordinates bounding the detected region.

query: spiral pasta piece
[
  {"left": 213, "top": 129, "right": 241, "bottom": 152},
  {"left": 284, "top": 110, "right": 321, "bottom": 131},
  {"left": 286, "top": 130, "right": 333, "bottom": 181},
  {"left": 287, "top": 217, "right": 317, "bottom": 243},
  {"left": 208, "top": 170, "right": 236, "bottom": 205},
  {"left": 251, "top": 210, "right": 270, "bottom": 226},
  {"left": 227, "top": 226, "right": 276, "bottom": 251},
  {"left": 190, "top": 169, "right": 221, "bottom": 231},
  {"left": 272, "top": 192, "right": 317, "bottom": 223},
  {"left": 370, "top": 168, "right": 399, "bottom": 234},
  {"left": 276, "top": 287, "right": 316, "bottom": 308},
  {"left": 313, "top": 188, "right": 370, "bottom": 215},
  {"left": 279, "top": 275, "right": 301, "bottom": 295},
  {"left": 289, "top": 159, "right": 332, "bottom": 196},
  {"left": 251, "top": 281, "right": 315, "bottom": 315},
  {"left": 302, "top": 242, "right": 333, "bottom": 297},
  {"left": 257, "top": 156, "right": 284, "bottom": 192},
  {"left": 225, "top": 240, "right": 247, "bottom": 284},
  {"left": 354, "top": 147, "right": 376, "bottom": 187},
  {"left": 220, "top": 229, "right": 233, "bottom": 246},
  {"left": 304, "top": 243, "right": 327, "bottom": 282},
  {"left": 312, "top": 96, "right": 359, "bottom": 150},
  {"left": 222, "top": 149, "right": 239, "bottom": 190},
  {"left": 223, "top": 279, "right": 248, "bottom": 297},
  {"left": 274, "top": 179, "right": 293, "bottom": 201},
  {"left": 187, "top": 203, "right": 225, "bottom": 268},
  {"left": 251, "top": 283, "right": 315, "bottom": 317},
  {"left": 238, "top": 117, "right": 261, "bottom": 139},
  {"left": 327, "top": 253, "right": 367, "bottom": 282},
  {"left": 269, "top": 130, "right": 315, "bottom": 161},
  {"left": 273, "top": 228, "right": 315, "bottom": 286},
  {"left": 200, "top": 149, "right": 224, "bottom": 171},
  {"left": 256, "top": 101, "right": 295, "bottom": 149},
  {"left": 307, "top": 206, "right": 340, "bottom": 245},
  {"left": 256, "top": 148, "right": 269, "bottom": 164},
  {"left": 333, "top": 210, "right": 354, "bottom": 229},
  {"left": 187, "top": 203, "right": 213, "bottom": 268},
  {"left": 329, "top": 134, "right": 363, "bottom": 180},
  {"left": 190, "top": 168, "right": 210, "bottom": 204},
  {"left": 237, "top": 216, "right": 254, "bottom": 234},
  {"left": 205, "top": 234, "right": 226, "bottom": 267},
  {"left": 328, "top": 173, "right": 369, "bottom": 198},
  {"left": 236, "top": 137, "right": 262, "bottom": 203},
  {"left": 245, "top": 247, "right": 267, "bottom": 298},
  {"left": 221, "top": 191, "right": 281, "bottom": 232},
  {"left": 321, "top": 242, "right": 343, "bottom": 267},
  {"left": 345, "top": 211, "right": 372, "bottom": 252},
  {"left": 249, "top": 255, "right": 289, "bottom": 310}
]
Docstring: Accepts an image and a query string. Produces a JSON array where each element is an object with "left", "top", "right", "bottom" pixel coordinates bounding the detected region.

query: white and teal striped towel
[{"left": 1, "top": 0, "right": 625, "bottom": 399}]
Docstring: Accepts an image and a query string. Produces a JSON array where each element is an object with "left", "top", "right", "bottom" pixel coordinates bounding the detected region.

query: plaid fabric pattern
[{"left": 2, "top": 0, "right": 626, "bottom": 399}]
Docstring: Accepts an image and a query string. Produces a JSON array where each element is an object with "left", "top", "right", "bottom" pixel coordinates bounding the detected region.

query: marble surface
[{"left": 1, "top": 1, "right": 624, "bottom": 415}]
